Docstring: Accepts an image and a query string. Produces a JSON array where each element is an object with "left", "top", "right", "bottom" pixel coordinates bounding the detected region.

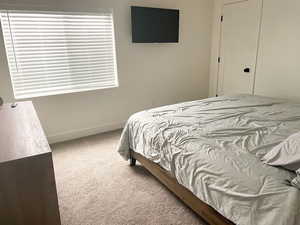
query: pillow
[{"left": 262, "top": 131, "right": 300, "bottom": 171}]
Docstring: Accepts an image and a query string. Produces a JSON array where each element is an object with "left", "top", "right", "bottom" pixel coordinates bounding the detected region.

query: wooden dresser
[{"left": 0, "top": 101, "right": 61, "bottom": 225}]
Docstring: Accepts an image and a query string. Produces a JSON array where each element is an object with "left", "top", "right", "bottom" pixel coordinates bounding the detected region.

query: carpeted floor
[{"left": 51, "top": 130, "right": 208, "bottom": 225}]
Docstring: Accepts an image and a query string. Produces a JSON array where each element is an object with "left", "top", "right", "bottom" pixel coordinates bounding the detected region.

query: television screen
[{"left": 131, "top": 6, "right": 179, "bottom": 43}]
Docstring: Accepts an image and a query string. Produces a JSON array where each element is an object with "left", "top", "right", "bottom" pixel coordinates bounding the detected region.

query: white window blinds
[{"left": 0, "top": 10, "right": 118, "bottom": 99}]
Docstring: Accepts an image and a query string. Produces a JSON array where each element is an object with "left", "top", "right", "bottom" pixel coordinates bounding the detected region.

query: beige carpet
[{"left": 51, "top": 130, "right": 208, "bottom": 225}]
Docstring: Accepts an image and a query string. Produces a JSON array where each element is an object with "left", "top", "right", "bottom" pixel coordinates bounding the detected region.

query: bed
[{"left": 118, "top": 95, "right": 300, "bottom": 225}]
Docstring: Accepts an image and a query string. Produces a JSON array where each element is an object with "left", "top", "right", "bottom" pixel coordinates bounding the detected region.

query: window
[{"left": 0, "top": 10, "right": 118, "bottom": 99}]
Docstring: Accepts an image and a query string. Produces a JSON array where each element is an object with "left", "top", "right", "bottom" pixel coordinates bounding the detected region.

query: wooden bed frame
[{"left": 130, "top": 149, "right": 235, "bottom": 225}]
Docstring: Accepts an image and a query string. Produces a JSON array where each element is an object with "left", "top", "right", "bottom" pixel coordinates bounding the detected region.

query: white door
[{"left": 217, "top": 0, "right": 262, "bottom": 96}]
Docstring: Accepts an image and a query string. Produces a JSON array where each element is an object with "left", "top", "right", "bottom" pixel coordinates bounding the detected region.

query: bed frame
[{"left": 130, "top": 149, "right": 235, "bottom": 225}]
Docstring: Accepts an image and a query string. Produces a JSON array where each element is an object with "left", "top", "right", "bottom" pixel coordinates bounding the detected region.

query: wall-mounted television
[{"left": 131, "top": 6, "right": 179, "bottom": 43}]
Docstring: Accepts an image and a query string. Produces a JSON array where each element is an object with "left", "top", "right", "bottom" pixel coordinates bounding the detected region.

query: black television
[{"left": 131, "top": 6, "right": 179, "bottom": 43}]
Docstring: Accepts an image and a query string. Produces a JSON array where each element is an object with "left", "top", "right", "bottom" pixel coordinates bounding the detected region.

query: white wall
[
  {"left": 0, "top": 0, "right": 213, "bottom": 143},
  {"left": 254, "top": 0, "right": 300, "bottom": 100}
]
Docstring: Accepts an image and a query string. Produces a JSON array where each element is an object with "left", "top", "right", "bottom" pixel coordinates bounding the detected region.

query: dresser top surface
[{"left": 0, "top": 101, "right": 51, "bottom": 163}]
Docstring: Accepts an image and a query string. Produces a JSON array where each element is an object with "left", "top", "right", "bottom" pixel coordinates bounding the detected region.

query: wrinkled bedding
[
  {"left": 292, "top": 169, "right": 300, "bottom": 189},
  {"left": 118, "top": 95, "right": 300, "bottom": 225}
]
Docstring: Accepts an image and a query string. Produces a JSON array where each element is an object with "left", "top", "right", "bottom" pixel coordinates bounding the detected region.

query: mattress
[{"left": 118, "top": 95, "right": 300, "bottom": 225}]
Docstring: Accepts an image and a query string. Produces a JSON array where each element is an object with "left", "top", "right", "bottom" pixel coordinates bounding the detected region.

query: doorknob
[{"left": 244, "top": 68, "right": 250, "bottom": 73}]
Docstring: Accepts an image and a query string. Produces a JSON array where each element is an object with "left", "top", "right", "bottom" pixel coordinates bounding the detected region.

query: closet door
[{"left": 218, "top": 0, "right": 262, "bottom": 96}]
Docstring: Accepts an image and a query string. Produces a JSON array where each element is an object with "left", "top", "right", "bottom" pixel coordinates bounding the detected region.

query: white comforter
[{"left": 118, "top": 95, "right": 300, "bottom": 225}]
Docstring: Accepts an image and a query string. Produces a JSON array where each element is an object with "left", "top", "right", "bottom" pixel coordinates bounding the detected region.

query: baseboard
[{"left": 47, "top": 121, "right": 125, "bottom": 144}]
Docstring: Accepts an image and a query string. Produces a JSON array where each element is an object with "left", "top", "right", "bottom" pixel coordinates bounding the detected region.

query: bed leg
[
  {"left": 130, "top": 157, "right": 136, "bottom": 166},
  {"left": 129, "top": 149, "right": 136, "bottom": 166}
]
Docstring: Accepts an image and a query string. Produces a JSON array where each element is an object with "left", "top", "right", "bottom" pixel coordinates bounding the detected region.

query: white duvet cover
[{"left": 118, "top": 95, "right": 300, "bottom": 225}]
